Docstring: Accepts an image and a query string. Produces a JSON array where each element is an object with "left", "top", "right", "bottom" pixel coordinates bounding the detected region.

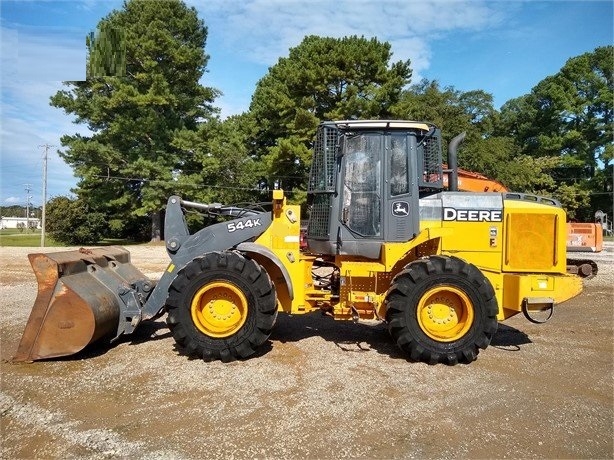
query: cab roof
[{"left": 323, "top": 120, "right": 436, "bottom": 132}]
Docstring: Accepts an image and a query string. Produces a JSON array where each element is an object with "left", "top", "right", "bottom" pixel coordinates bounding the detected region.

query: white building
[{"left": 0, "top": 216, "right": 41, "bottom": 229}]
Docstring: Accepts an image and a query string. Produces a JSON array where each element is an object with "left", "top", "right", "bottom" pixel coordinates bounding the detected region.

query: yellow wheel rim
[
  {"left": 416, "top": 286, "right": 474, "bottom": 342},
  {"left": 190, "top": 282, "right": 248, "bottom": 338}
]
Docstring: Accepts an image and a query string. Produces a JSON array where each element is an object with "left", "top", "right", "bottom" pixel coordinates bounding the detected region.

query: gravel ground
[{"left": 1, "top": 244, "right": 612, "bottom": 459}]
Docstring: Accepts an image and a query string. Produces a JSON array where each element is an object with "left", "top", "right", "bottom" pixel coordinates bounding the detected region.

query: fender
[
  {"left": 236, "top": 242, "right": 294, "bottom": 301},
  {"left": 141, "top": 203, "right": 273, "bottom": 319}
]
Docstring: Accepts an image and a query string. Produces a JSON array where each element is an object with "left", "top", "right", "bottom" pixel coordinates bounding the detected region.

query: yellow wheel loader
[{"left": 14, "top": 120, "right": 585, "bottom": 365}]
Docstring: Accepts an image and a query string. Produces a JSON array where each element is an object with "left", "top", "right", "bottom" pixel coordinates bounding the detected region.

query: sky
[{"left": 0, "top": 0, "right": 612, "bottom": 208}]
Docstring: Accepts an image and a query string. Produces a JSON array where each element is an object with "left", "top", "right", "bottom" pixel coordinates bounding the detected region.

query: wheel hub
[
  {"left": 417, "top": 286, "right": 474, "bottom": 342},
  {"left": 426, "top": 297, "right": 458, "bottom": 325},
  {"left": 191, "top": 282, "right": 248, "bottom": 338}
]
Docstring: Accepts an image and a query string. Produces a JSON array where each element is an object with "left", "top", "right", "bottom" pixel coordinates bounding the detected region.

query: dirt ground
[{"left": 1, "top": 244, "right": 612, "bottom": 459}]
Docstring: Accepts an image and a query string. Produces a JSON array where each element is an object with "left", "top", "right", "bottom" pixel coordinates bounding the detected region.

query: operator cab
[{"left": 306, "top": 120, "right": 443, "bottom": 258}]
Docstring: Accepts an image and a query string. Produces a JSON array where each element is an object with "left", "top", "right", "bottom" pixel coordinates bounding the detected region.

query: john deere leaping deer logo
[{"left": 392, "top": 201, "right": 409, "bottom": 217}]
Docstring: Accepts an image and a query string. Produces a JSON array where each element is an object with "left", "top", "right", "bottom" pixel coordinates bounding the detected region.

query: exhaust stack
[{"left": 447, "top": 132, "right": 466, "bottom": 192}]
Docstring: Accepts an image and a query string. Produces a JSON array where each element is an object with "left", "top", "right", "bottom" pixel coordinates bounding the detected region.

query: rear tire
[
  {"left": 165, "top": 251, "right": 277, "bottom": 362},
  {"left": 385, "top": 256, "right": 498, "bottom": 365}
]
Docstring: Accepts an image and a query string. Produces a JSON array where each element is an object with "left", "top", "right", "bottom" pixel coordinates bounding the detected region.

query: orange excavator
[
  {"left": 443, "top": 167, "right": 508, "bottom": 193},
  {"left": 443, "top": 167, "right": 603, "bottom": 256}
]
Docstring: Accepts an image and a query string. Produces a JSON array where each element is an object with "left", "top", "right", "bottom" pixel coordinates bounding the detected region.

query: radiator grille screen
[
  {"left": 307, "top": 194, "right": 332, "bottom": 239},
  {"left": 419, "top": 133, "right": 443, "bottom": 189},
  {"left": 308, "top": 126, "right": 338, "bottom": 192},
  {"left": 506, "top": 213, "right": 556, "bottom": 270}
]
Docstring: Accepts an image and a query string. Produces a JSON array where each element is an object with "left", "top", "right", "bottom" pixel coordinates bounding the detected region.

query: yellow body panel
[
  {"left": 502, "top": 200, "right": 567, "bottom": 273},
  {"left": 252, "top": 194, "right": 316, "bottom": 314},
  {"left": 249, "top": 191, "right": 583, "bottom": 325},
  {"left": 499, "top": 272, "right": 582, "bottom": 320}
]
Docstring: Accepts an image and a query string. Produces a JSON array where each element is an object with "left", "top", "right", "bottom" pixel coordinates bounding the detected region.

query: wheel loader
[{"left": 14, "top": 120, "right": 585, "bottom": 365}]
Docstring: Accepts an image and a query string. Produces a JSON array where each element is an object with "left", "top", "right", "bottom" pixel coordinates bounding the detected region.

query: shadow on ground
[{"left": 12, "top": 313, "right": 532, "bottom": 364}]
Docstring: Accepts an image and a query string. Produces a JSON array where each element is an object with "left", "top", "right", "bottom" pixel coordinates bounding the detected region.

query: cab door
[{"left": 341, "top": 133, "right": 383, "bottom": 238}]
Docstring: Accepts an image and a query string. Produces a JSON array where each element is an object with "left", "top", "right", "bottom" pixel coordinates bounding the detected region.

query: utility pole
[
  {"left": 24, "top": 184, "right": 32, "bottom": 233},
  {"left": 39, "top": 144, "right": 54, "bottom": 247}
]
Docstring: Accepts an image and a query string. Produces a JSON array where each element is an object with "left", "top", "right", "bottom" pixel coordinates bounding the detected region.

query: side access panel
[{"left": 503, "top": 200, "right": 567, "bottom": 273}]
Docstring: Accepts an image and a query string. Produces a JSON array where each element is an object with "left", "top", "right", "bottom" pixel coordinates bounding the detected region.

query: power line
[
  {"left": 88, "top": 174, "right": 306, "bottom": 197},
  {"left": 91, "top": 174, "right": 266, "bottom": 192}
]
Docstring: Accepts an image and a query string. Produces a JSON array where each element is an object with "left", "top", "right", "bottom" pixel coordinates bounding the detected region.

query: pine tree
[{"left": 51, "top": 0, "right": 218, "bottom": 240}]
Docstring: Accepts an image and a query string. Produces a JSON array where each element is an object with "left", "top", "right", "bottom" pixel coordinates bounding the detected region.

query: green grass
[
  {"left": 0, "top": 229, "right": 150, "bottom": 247},
  {"left": 0, "top": 229, "right": 64, "bottom": 247}
]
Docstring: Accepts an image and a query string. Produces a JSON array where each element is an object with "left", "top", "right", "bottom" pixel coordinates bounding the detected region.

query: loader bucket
[{"left": 13, "top": 247, "right": 149, "bottom": 362}]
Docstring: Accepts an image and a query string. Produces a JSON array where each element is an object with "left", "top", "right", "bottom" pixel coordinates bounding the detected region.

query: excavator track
[{"left": 566, "top": 258, "right": 598, "bottom": 279}]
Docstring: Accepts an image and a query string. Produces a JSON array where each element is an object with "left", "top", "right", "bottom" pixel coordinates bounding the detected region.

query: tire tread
[
  {"left": 165, "top": 251, "right": 277, "bottom": 362},
  {"left": 385, "top": 256, "right": 498, "bottom": 365}
]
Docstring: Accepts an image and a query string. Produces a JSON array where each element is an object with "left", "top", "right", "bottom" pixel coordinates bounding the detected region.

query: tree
[
  {"left": 86, "top": 22, "right": 126, "bottom": 78},
  {"left": 499, "top": 46, "right": 613, "bottom": 220},
  {"left": 391, "top": 80, "right": 491, "bottom": 152},
  {"left": 0, "top": 205, "right": 41, "bottom": 218},
  {"left": 249, "top": 35, "right": 412, "bottom": 197},
  {"left": 51, "top": 0, "right": 218, "bottom": 240},
  {"left": 172, "top": 114, "right": 264, "bottom": 202},
  {"left": 391, "top": 80, "right": 519, "bottom": 181},
  {"left": 392, "top": 80, "right": 473, "bottom": 136},
  {"left": 46, "top": 196, "right": 107, "bottom": 244}
]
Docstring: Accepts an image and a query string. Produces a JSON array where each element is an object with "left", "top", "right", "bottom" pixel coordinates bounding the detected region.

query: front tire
[
  {"left": 385, "top": 256, "right": 498, "bottom": 365},
  {"left": 165, "top": 251, "right": 277, "bottom": 362}
]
